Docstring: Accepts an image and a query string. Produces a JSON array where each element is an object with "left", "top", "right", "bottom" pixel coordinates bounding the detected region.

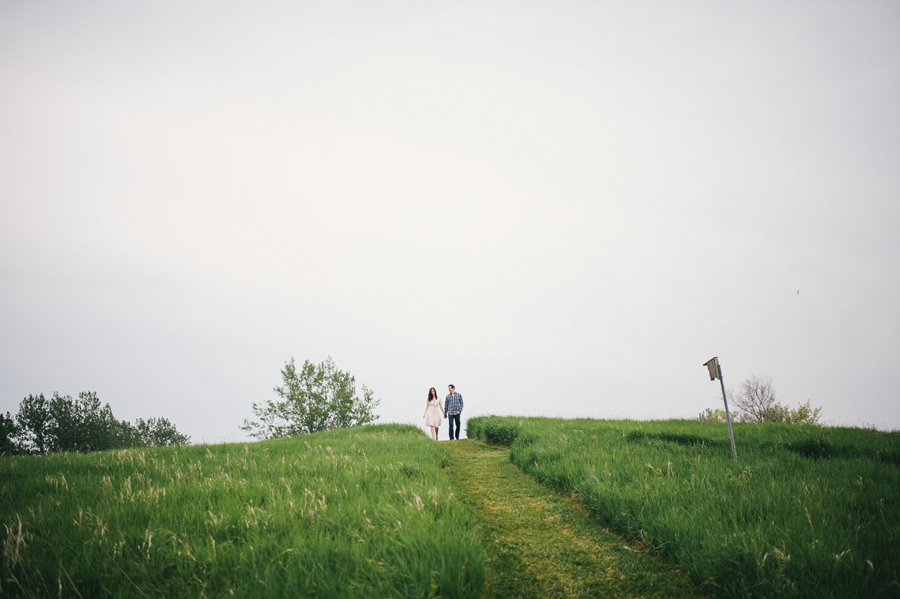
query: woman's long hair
[{"left": 427, "top": 387, "right": 437, "bottom": 401}]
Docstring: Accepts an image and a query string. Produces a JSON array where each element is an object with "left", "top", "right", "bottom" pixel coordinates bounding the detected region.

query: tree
[
  {"left": 0, "top": 411, "right": 19, "bottom": 456},
  {"left": 15, "top": 393, "right": 52, "bottom": 454},
  {"left": 8, "top": 391, "right": 190, "bottom": 454},
  {"left": 48, "top": 391, "right": 121, "bottom": 453},
  {"left": 241, "top": 356, "right": 380, "bottom": 440},
  {"left": 134, "top": 417, "right": 191, "bottom": 446},
  {"left": 731, "top": 374, "right": 779, "bottom": 423},
  {"left": 730, "top": 374, "right": 822, "bottom": 425}
]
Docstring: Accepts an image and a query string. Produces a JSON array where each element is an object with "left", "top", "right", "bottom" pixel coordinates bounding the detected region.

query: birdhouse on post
[{"left": 703, "top": 356, "right": 738, "bottom": 461}]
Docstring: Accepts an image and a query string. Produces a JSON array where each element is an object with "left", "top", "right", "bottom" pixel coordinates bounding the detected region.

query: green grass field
[
  {"left": 5, "top": 418, "right": 898, "bottom": 599},
  {"left": 467, "top": 417, "right": 900, "bottom": 599},
  {"left": 0, "top": 424, "right": 484, "bottom": 598}
]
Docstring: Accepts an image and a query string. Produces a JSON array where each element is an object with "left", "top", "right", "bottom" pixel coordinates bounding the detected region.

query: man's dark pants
[{"left": 448, "top": 414, "right": 461, "bottom": 440}]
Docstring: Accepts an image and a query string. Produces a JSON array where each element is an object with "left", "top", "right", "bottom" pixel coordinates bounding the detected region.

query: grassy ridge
[
  {"left": 467, "top": 417, "right": 900, "bottom": 599},
  {"left": 0, "top": 424, "right": 484, "bottom": 598}
]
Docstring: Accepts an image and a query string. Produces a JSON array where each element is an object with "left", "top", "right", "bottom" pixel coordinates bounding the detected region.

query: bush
[
  {"left": 730, "top": 375, "right": 822, "bottom": 425},
  {"left": 698, "top": 408, "right": 728, "bottom": 423}
]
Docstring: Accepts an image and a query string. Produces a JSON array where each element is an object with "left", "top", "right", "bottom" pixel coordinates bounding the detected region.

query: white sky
[{"left": 2, "top": 1, "right": 899, "bottom": 442}]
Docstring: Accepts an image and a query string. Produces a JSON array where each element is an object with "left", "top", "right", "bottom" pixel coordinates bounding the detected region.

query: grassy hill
[
  {"left": 467, "top": 417, "right": 900, "bottom": 599},
  {"left": 0, "top": 424, "right": 483, "bottom": 598},
  {"left": 4, "top": 417, "right": 897, "bottom": 598}
]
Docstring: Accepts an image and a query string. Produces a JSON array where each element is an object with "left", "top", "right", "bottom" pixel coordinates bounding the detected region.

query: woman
[{"left": 423, "top": 387, "right": 444, "bottom": 440}]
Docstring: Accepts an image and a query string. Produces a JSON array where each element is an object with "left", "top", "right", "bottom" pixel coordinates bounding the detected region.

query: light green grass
[
  {"left": 0, "top": 424, "right": 484, "bottom": 598},
  {"left": 467, "top": 417, "right": 900, "bottom": 599}
]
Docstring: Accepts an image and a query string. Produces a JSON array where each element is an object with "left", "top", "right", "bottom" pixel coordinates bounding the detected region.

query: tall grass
[
  {"left": 468, "top": 417, "right": 900, "bottom": 599},
  {"left": 0, "top": 424, "right": 484, "bottom": 598}
]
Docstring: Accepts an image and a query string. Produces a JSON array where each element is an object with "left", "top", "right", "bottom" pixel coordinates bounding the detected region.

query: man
[{"left": 444, "top": 384, "right": 464, "bottom": 440}]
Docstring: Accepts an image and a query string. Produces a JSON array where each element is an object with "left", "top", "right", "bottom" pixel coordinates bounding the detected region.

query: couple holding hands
[{"left": 423, "top": 384, "right": 464, "bottom": 441}]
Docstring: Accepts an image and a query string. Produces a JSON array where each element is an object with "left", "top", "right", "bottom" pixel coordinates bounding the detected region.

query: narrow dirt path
[{"left": 443, "top": 439, "right": 708, "bottom": 599}]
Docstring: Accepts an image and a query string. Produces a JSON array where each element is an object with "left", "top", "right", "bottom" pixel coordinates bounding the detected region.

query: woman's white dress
[{"left": 424, "top": 398, "right": 442, "bottom": 427}]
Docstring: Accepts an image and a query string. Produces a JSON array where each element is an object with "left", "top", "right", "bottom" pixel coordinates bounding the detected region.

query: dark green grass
[
  {"left": 0, "top": 424, "right": 484, "bottom": 598},
  {"left": 467, "top": 417, "right": 900, "bottom": 599}
]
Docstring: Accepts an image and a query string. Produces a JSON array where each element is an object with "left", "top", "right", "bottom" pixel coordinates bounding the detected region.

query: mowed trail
[{"left": 443, "top": 439, "right": 709, "bottom": 599}]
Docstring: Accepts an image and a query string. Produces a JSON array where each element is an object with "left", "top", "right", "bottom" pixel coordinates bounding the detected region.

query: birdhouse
[{"left": 703, "top": 357, "right": 720, "bottom": 381}]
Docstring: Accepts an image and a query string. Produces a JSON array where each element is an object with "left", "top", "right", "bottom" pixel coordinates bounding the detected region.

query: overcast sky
[{"left": 2, "top": 1, "right": 898, "bottom": 443}]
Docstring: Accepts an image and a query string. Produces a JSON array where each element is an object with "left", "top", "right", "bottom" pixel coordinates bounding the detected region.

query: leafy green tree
[
  {"left": 9, "top": 391, "right": 191, "bottom": 453},
  {"left": 14, "top": 393, "right": 52, "bottom": 454},
  {"left": 135, "top": 417, "right": 191, "bottom": 446},
  {"left": 114, "top": 419, "right": 143, "bottom": 447},
  {"left": 48, "top": 391, "right": 121, "bottom": 453},
  {"left": 0, "top": 411, "right": 19, "bottom": 455},
  {"left": 242, "top": 356, "right": 380, "bottom": 440}
]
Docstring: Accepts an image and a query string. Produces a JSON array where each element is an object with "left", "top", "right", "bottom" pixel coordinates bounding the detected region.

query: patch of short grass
[{"left": 444, "top": 439, "right": 707, "bottom": 599}]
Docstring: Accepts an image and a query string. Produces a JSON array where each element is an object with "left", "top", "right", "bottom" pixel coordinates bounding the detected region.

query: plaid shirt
[{"left": 445, "top": 392, "right": 464, "bottom": 415}]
